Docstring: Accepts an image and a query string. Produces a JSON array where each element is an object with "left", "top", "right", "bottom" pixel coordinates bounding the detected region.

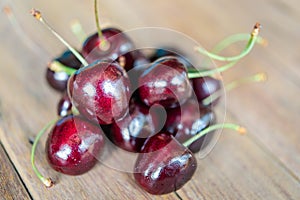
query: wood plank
[{"left": 0, "top": 143, "right": 31, "bottom": 200}]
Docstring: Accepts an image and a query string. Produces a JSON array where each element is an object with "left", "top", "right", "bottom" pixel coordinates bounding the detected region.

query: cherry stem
[
  {"left": 48, "top": 60, "right": 77, "bottom": 75},
  {"left": 188, "top": 60, "right": 238, "bottom": 78},
  {"left": 31, "top": 119, "right": 57, "bottom": 188},
  {"left": 194, "top": 23, "right": 261, "bottom": 62},
  {"left": 211, "top": 34, "right": 267, "bottom": 54},
  {"left": 30, "top": 9, "right": 89, "bottom": 67},
  {"left": 200, "top": 34, "right": 267, "bottom": 69},
  {"left": 182, "top": 123, "right": 246, "bottom": 147},
  {"left": 70, "top": 19, "right": 87, "bottom": 43},
  {"left": 188, "top": 23, "right": 263, "bottom": 78},
  {"left": 94, "top": 0, "right": 109, "bottom": 50},
  {"left": 202, "top": 72, "right": 267, "bottom": 106}
]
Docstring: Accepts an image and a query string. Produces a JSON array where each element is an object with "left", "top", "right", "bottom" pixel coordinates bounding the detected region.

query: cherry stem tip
[{"left": 30, "top": 8, "right": 42, "bottom": 21}]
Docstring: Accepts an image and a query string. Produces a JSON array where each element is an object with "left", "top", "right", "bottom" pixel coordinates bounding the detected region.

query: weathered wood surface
[
  {"left": 0, "top": 143, "right": 31, "bottom": 200},
  {"left": 0, "top": 0, "right": 299, "bottom": 199}
]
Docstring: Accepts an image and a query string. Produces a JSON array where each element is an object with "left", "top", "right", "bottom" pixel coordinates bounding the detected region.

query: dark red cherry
[
  {"left": 134, "top": 132, "right": 197, "bottom": 195},
  {"left": 46, "top": 50, "right": 82, "bottom": 92},
  {"left": 82, "top": 28, "right": 135, "bottom": 71},
  {"left": 192, "top": 76, "right": 221, "bottom": 106},
  {"left": 164, "top": 98, "right": 216, "bottom": 153},
  {"left": 46, "top": 115, "right": 105, "bottom": 175},
  {"left": 138, "top": 56, "right": 192, "bottom": 108},
  {"left": 68, "top": 60, "right": 131, "bottom": 125},
  {"left": 110, "top": 98, "right": 159, "bottom": 153},
  {"left": 57, "top": 92, "right": 72, "bottom": 117}
]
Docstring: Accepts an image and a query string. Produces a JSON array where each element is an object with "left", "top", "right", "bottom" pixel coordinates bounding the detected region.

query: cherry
[
  {"left": 46, "top": 50, "right": 82, "bottom": 92},
  {"left": 110, "top": 98, "right": 159, "bottom": 153},
  {"left": 81, "top": 0, "right": 135, "bottom": 70},
  {"left": 82, "top": 28, "right": 134, "bottom": 69},
  {"left": 138, "top": 56, "right": 192, "bottom": 108},
  {"left": 192, "top": 76, "right": 221, "bottom": 107},
  {"left": 134, "top": 123, "right": 246, "bottom": 195},
  {"left": 31, "top": 9, "right": 131, "bottom": 125},
  {"left": 46, "top": 115, "right": 105, "bottom": 175},
  {"left": 134, "top": 132, "right": 197, "bottom": 195},
  {"left": 57, "top": 92, "right": 72, "bottom": 117},
  {"left": 68, "top": 60, "right": 131, "bottom": 125},
  {"left": 164, "top": 99, "right": 216, "bottom": 153}
]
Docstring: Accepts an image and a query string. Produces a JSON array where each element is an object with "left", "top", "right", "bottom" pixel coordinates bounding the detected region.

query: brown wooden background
[{"left": 0, "top": 0, "right": 299, "bottom": 199}]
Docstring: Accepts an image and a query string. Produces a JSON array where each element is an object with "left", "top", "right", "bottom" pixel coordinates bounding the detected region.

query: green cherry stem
[
  {"left": 187, "top": 23, "right": 263, "bottom": 78},
  {"left": 183, "top": 123, "right": 246, "bottom": 147},
  {"left": 48, "top": 60, "right": 77, "bottom": 75},
  {"left": 187, "top": 60, "right": 239, "bottom": 78},
  {"left": 31, "top": 119, "right": 57, "bottom": 188},
  {"left": 194, "top": 23, "right": 261, "bottom": 62},
  {"left": 211, "top": 34, "right": 267, "bottom": 55},
  {"left": 30, "top": 9, "right": 89, "bottom": 67},
  {"left": 199, "top": 33, "right": 267, "bottom": 69},
  {"left": 202, "top": 72, "right": 267, "bottom": 106},
  {"left": 94, "top": 0, "right": 110, "bottom": 51}
]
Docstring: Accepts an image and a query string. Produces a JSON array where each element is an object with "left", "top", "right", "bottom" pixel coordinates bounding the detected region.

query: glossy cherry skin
[
  {"left": 164, "top": 98, "right": 216, "bottom": 153},
  {"left": 110, "top": 98, "right": 159, "bottom": 153},
  {"left": 134, "top": 132, "right": 197, "bottom": 195},
  {"left": 57, "top": 92, "right": 72, "bottom": 117},
  {"left": 192, "top": 76, "right": 221, "bottom": 106},
  {"left": 138, "top": 56, "right": 192, "bottom": 108},
  {"left": 68, "top": 60, "right": 131, "bottom": 125},
  {"left": 46, "top": 115, "right": 105, "bottom": 175},
  {"left": 82, "top": 28, "right": 135, "bottom": 71},
  {"left": 46, "top": 50, "right": 82, "bottom": 92}
]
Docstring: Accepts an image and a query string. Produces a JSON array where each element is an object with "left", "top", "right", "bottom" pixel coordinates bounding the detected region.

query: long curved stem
[
  {"left": 188, "top": 60, "right": 238, "bottom": 78},
  {"left": 188, "top": 23, "right": 263, "bottom": 78},
  {"left": 194, "top": 23, "right": 261, "bottom": 62},
  {"left": 211, "top": 34, "right": 267, "bottom": 54},
  {"left": 31, "top": 119, "right": 57, "bottom": 187}
]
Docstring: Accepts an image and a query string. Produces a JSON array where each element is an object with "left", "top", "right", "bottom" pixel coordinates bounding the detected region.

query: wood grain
[
  {"left": 0, "top": 0, "right": 299, "bottom": 199},
  {"left": 0, "top": 143, "right": 31, "bottom": 200}
]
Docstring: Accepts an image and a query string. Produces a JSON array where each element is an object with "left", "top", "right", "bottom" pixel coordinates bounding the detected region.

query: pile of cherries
[{"left": 30, "top": 3, "right": 263, "bottom": 196}]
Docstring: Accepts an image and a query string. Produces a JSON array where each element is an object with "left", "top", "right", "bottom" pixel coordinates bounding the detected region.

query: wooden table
[{"left": 1, "top": 0, "right": 299, "bottom": 199}]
